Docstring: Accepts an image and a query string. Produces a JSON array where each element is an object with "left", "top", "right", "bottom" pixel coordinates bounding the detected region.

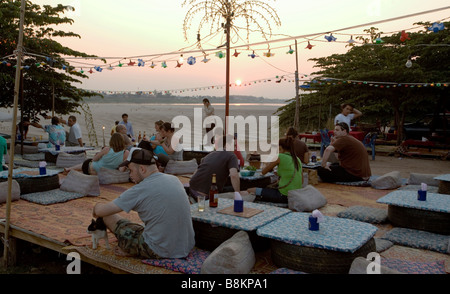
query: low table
[
  {"left": 0, "top": 168, "right": 61, "bottom": 195},
  {"left": 39, "top": 146, "right": 94, "bottom": 163},
  {"left": 256, "top": 212, "right": 378, "bottom": 274},
  {"left": 190, "top": 198, "right": 291, "bottom": 251},
  {"left": 434, "top": 174, "right": 450, "bottom": 195},
  {"left": 377, "top": 190, "right": 450, "bottom": 235}
]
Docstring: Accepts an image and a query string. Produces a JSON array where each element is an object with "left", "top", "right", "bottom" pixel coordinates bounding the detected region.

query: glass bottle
[
  {"left": 209, "top": 174, "right": 218, "bottom": 208},
  {"left": 138, "top": 131, "right": 142, "bottom": 142}
]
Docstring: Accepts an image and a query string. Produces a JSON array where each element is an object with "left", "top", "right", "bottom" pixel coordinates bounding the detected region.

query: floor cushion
[
  {"left": 381, "top": 257, "right": 447, "bottom": 274},
  {"left": 349, "top": 257, "right": 404, "bottom": 274},
  {"left": 142, "top": 247, "right": 210, "bottom": 274},
  {"left": 371, "top": 171, "right": 402, "bottom": 190},
  {"left": 60, "top": 170, "right": 100, "bottom": 196},
  {"left": 20, "top": 188, "right": 85, "bottom": 205},
  {"left": 408, "top": 173, "right": 440, "bottom": 187},
  {"left": 201, "top": 231, "right": 255, "bottom": 274},
  {"left": 56, "top": 152, "right": 86, "bottom": 168},
  {"left": 0, "top": 180, "right": 20, "bottom": 204},
  {"left": 287, "top": 185, "right": 327, "bottom": 212},
  {"left": 164, "top": 159, "right": 198, "bottom": 175},
  {"left": 97, "top": 167, "right": 130, "bottom": 185},
  {"left": 382, "top": 227, "right": 450, "bottom": 254},
  {"left": 337, "top": 205, "right": 388, "bottom": 224}
]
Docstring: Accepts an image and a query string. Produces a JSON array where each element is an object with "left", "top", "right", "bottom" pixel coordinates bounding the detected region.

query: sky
[{"left": 29, "top": 0, "right": 450, "bottom": 100}]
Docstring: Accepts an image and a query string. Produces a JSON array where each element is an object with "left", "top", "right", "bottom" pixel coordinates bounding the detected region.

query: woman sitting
[
  {"left": 64, "top": 133, "right": 129, "bottom": 175},
  {"left": 154, "top": 122, "right": 183, "bottom": 161},
  {"left": 247, "top": 137, "right": 303, "bottom": 203},
  {"left": 149, "top": 120, "right": 167, "bottom": 156}
]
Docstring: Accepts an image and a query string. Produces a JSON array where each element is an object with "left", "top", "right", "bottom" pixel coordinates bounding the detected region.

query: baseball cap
[{"left": 119, "top": 147, "right": 157, "bottom": 168}]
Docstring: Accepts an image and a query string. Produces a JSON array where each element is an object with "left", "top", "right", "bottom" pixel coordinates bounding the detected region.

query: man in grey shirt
[{"left": 93, "top": 148, "right": 195, "bottom": 258}]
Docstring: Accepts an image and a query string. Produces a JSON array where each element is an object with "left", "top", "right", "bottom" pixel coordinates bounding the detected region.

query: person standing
[
  {"left": 60, "top": 115, "right": 83, "bottom": 147},
  {"left": 318, "top": 122, "right": 371, "bottom": 183},
  {"left": 334, "top": 103, "right": 362, "bottom": 131},
  {"left": 119, "top": 113, "right": 134, "bottom": 140},
  {"left": 203, "top": 98, "right": 215, "bottom": 145},
  {"left": 92, "top": 148, "right": 195, "bottom": 259}
]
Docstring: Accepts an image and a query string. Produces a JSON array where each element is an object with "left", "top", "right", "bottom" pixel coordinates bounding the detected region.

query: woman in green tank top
[{"left": 247, "top": 137, "right": 302, "bottom": 203}]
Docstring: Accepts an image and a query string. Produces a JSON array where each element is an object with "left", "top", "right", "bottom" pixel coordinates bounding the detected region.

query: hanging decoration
[
  {"left": 263, "top": 49, "right": 274, "bottom": 57},
  {"left": 107, "top": 65, "right": 114, "bottom": 70},
  {"left": 215, "top": 51, "right": 225, "bottom": 58},
  {"left": 428, "top": 22, "right": 445, "bottom": 33},
  {"left": 233, "top": 50, "right": 240, "bottom": 57},
  {"left": 375, "top": 37, "right": 384, "bottom": 44},
  {"left": 248, "top": 51, "right": 257, "bottom": 58},
  {"left": 201, "top": 54, "right": 210, "bottom": 63},
  {"left": 305, "top": 41, "right": 314, "bottom": 49},
  {"left": 127, "top": 60, "right": 136, "bottom": 66},
  {"left": 324, "top": 34, "right": 337, "bottom": 42},
  {"left": 161, "top": 61, "right": 167, "bottom": 68},
  {"left": 150, "top": 62, "right": 156, "bottom": 68},
  {"left": 187, "top": 56, "right": 196, "bottom": 65},
  {"left": 347, "top": 36, "right": 356, "bottom": 44},
  {"left": 286, "top": 46, "right": 294, "bottom": 54},
  {"left": 138, "top": 59, "right": 145, "bottom": 67},
  {"left": 400, "top": 30, "right": 411, "bottom": 42},
  {"left": 94, "top": 66, "right": 102, "bottom": 72}
]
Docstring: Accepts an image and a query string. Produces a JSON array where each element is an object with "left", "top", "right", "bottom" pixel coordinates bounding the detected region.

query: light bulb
[{"left": 405, "top": 59, "right": 412, "bottom": 68}]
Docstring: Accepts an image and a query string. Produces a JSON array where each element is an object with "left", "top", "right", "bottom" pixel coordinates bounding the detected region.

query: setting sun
[{"left": 235, "top": 79, "right": 242, "bottom": 86}]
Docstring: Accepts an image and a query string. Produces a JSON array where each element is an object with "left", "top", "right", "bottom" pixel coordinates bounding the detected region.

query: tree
[
  {"left": 182, "top": 0, "right": 281, "bottom": 132},
  {"left": 0, "top": 1, "right": 101, "bottom": 121},
  {"left": 277, "top": 22, "right": 450, "bottom": 144}
]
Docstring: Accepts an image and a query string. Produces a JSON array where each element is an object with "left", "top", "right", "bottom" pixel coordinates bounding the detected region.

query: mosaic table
[
  {"left": 190, "top": 198, "right": 291, "bottom": 251},
  {"left": 377, "top": 190, "right": 450, "bottom": 235},
  {"left": 0, "top": 168, "right": 61, "bottom": 195},
  {"left": 434, "top": 174, "right": 450, "bottom": 195},
  {"left": 256, "top": 212, "right": 378, "bottom": 273}
]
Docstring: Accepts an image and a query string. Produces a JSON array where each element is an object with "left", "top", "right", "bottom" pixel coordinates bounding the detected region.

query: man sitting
[
  {"left": 93, "top": 148, "right": 195, "bottom": 259},
  {"left": 318, "top": 122, "right": 371, "bottom": 183}
]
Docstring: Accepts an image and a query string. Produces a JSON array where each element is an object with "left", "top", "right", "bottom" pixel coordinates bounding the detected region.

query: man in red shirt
[{"left": 318, "top": 122, "right": 371, "bottom": 183}]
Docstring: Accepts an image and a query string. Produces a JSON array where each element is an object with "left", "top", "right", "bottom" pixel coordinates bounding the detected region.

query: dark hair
[
  {"left": 122, "top": 113, "right": 128, "bottom": 118},
  {"left": 51, "top": 116, "right": 59, "bottom": 125},
  {"left": 161, "top": 122, "right": 174, "bottom": 133},
  {"left": 336, "top": 122, "right": 350, "bottom": 133},
  {"left": 341, "top": 103, "right": 354, "bottom": 109},
  {"left": 286, "top": 126, "right": 298, "bottom": 138},
  {"left": 279, "top": 137, "right": 300, "bottom": 171},
  {"left": 155, "top": 120, "right": 164, "bottom": 128},
  {"left": 202, "top": 98, "right": 210, "bottom": 104}
]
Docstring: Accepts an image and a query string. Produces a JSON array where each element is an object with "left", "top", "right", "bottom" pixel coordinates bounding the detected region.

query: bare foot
[{"left": 62, "top": 168, "right": 70, "bottom": 175}]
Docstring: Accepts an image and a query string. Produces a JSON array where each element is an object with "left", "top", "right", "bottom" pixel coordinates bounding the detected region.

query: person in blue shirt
[
  {"left": 0, "top": 136, "right": 7, "bottom": 171},
  {"left": 31, "top": 116, "right": 66, "bottom": 146},
  {"left": 119, "top": 113, "right": 134, "bottom": 141}
]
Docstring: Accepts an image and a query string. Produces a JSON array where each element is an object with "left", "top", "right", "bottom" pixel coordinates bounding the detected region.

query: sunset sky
[{"left": 29, "top": 0, "right": 450, "bottom": 100}]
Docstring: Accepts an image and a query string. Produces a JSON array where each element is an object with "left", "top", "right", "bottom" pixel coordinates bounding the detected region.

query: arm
[
  {"left": 262, "top": 157, "right": 280, "bottom": 175},
  {"left": 93, "top": 202, "right": 122, "bottom": 218},
  {"left": 229, "top": 167, "right": 240, "bottom": 192},
  {"left": 352, "top": 108, "right": 362, "bottom": 119},
  {"left": 92, "top": 147, "right": 109, "bottom": 162},
  {"left": 77, "top": 138, "right": 83, "bottom": 147},
  {"left": 321, "top": 145, "right": 336, "bottom": 170}
]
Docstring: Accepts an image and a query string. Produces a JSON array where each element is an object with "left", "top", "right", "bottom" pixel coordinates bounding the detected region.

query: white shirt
[
  {"left": 334, "top": 113, "right": 354, "bottom": 131},
  {"left": 68, "top": 122, "right": 82, "bottom": 144}
]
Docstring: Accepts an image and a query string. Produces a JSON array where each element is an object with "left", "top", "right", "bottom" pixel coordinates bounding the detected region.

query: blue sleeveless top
[{"left": 91, "top": 148, "right": 125, "bottom": 173}]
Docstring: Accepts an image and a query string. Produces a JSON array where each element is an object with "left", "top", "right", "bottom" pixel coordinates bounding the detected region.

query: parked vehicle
[{"left": 389, "top": 112, "right": 449, "bottom": 143}]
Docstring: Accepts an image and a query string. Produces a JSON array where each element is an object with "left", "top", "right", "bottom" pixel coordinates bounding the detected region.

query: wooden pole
[
  {"left": 3, "top": 0, "right": 26, "bottom": 268},
  {"left": 224, "top": 1, "right": 231, "bottom": 135},
  {"left": 294, "top": 40, "right": 300, "bottom": 129}
]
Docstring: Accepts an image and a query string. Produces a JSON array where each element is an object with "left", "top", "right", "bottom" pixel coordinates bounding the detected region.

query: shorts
[
  {"left": 82, "top": 159, "right": 93, "bottom": 175},
  {"left": 113, "top": 219, "right": 161, "bottom": 259}
]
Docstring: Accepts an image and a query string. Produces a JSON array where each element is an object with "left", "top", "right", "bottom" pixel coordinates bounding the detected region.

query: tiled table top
[
  {"left": 434, "top": 174, "right": 450, "bottom": 182},
  {"left": 0, "top": 167, "right": 60, "bottom": 179},
  {"left": 38, "top": 146, "right": 94, "bottom": 155},
  {"left": 190, "top": 198, "right": 291, "bottom": 231},
  {"left": 256, "top": 212, "right": 378, "bottom": 253},
  {"left": 376, "top": 190, "right": 450, "bottom": 213}
]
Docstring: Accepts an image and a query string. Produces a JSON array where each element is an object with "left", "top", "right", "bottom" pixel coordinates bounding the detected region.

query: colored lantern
[
  {"left": 347, "top": 36, "right": 356, "bottom": 44},
  {"left": 233, "top": 50, "right": 240, "bottom": 57},
  {"left": 400, "top": 30, "right": 410, "bottom": 42},
  {"left": 286, "top": 46, "right": 294, "bottom": 54},
  {"left": 161, "top": 61, "right": 167, "bottom": 68},
  {"left": 248, "top": 51, "right": 257, "bottom": 58},
  {"left": 128, "top": 60, "right": 136, "bottom": 66},
  {"left": 324, "top": 34, "right": 336, "bottom": 42},
  {"left": 215, "top": 51, "right": 225, "bottom": 58},
  {"left": 305, "top": 41, "right": 314, "bottom": 49},
  {"left": 428, "top": 22, "right": 445, "bottom": 33},
  {"left": 187, "top": 56, "right": 196, "bottom": 65},
  {"left": 138, "top": 59, "right": 145, "bottom": 67}
]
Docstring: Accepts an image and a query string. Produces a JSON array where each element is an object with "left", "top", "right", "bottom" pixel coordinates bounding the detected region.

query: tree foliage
[
  {"left": 0, "top": 0, "right": 101, "bottom": 121},
  {"left": 276, "top": 22, "right": 450, "bottom": 143}
]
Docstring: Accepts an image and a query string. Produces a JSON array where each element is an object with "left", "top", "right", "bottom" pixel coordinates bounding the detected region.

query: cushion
[
  {"left": 56, "top": 152, "right": 86, "bottom": 168},
  {"left": 375, "top": 238, "right": 394, "bottom": 253},
  {"left": 336, "top": 205, "right": 388, "bottom": 223},
  {"left": 60, "top": 170, "right": 100, "bottom": 196},
  {"left": 201, "top": 231, "right": 255, "bottom": 274},
  {"left": 0, "top": 180, "right": 20, "bottom": 204},
  {"left": 14, "top": 144, "right": 39, "bottom": 154},
  {"left": 97, "top": 167, "right": 130, "bottom": 185},
  {"left": 164, "top": 159, "right": 198, "bottom": 175},
  {"left": 20, "top": 188, "right": 85, "bottom": 205},
  {"left": 269, "top": 268, "right": 306, "bottom": 274},
  {"left": 397, "top": 184, "right": 439, "bottom": 193},
  {"left": 217, "top": 192, "right": 255, "bottom": 202},
  {"left": 381, "top": 258, "right": 447, "bottom": 274},
  {"left": 408, "top": 173, "right": 440, "bottom": 187},
  {"left": 141, "top": 247, "right": 210, "bottom": 274},
  {"left": 287, "top": 185, "right": 327, "bottom": 212},
  {"left": 22, "top": 153, "right": 45, "bottom": 161},
  {"left": 371, "top": 171, "right": 402, "bottom": 190},
  {"left": 349, "top": 257, "right": 404, "bottom": 274},
  {"left": 382, "top": 227, "right": 450, "bottom": 254}
]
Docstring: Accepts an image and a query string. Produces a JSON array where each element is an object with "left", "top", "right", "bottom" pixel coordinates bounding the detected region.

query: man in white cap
[{"left": 92, "top": 148, "right": 195, "bottom": 258}]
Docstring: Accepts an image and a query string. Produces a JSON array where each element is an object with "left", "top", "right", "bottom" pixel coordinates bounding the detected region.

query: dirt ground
[{"left": 0, "top": 155, "right": 448, "bottom": 275}]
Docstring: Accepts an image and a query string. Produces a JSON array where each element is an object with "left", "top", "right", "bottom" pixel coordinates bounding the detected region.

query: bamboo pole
[
  {"left": 224, "top": 0, "right": 231, "bottom": 135},
  {"left": 294, "top": 40, "right": 300, "bottom": 129},
  {"left": 3, "top": 0, "right": 26, "bottom": 268}
]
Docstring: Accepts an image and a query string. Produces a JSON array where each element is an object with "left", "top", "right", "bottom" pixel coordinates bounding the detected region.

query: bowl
[{"left": 240, "top": 170, "right": 255, "bottom": 177}]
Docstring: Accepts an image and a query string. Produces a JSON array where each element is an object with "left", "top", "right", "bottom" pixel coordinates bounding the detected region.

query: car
[{"left": 389, "top": 112, "right": 449, "bottom": 143}]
